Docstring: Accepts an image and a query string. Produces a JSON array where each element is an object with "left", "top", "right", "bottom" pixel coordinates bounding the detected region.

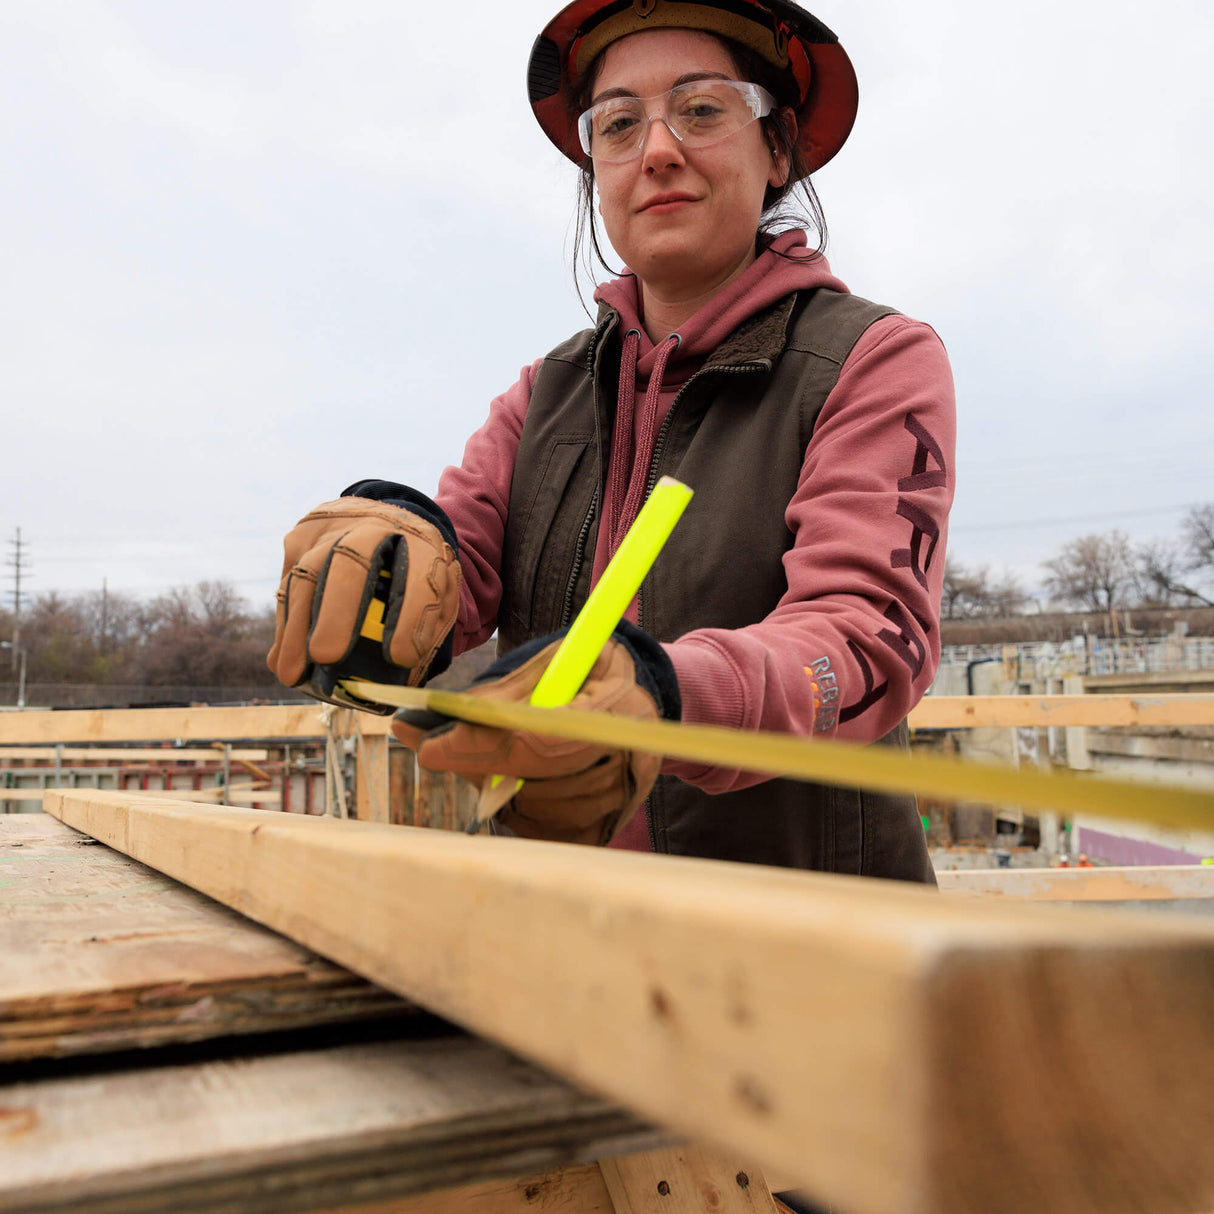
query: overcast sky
[{"left": 2, "top": 0, "right": 1211, "bottom": 611}]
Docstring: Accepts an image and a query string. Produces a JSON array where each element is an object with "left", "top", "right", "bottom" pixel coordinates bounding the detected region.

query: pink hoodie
[{"left": 435, "top": 230, "right": 955, "bottom": 846}]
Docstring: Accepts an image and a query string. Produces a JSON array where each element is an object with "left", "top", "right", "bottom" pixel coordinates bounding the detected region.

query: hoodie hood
[{"left": 593, "top": 228, "right": 849, "bottom": 385}]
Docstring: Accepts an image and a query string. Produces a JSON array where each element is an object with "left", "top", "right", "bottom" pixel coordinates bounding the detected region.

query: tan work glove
[
  {"left": 267, "top": 483, "right": 461, "bottom": 702},
  {"left": 392, "top": 623, "right": 681, "bottom": 846}
]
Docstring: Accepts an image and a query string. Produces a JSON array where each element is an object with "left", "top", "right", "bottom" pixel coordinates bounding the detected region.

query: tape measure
[
  {"left": 304, "top": 570, "right": 403, "bottom": 715},
  {"left": 344, "top": 677, "right": 1214, "bottom": 836}
]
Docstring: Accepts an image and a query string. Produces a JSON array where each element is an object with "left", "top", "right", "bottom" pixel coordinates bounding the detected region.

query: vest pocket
[{"left": 500, "top": 437, "right": 593, "bottom": 643}]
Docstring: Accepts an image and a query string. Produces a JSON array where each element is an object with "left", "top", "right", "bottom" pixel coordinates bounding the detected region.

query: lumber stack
[
  {"left": 37, "top": 789, "right": 1214, "bottom": 1214},
  {"left": 0, "top": 813, "right": 665, "bottom": 1213}
]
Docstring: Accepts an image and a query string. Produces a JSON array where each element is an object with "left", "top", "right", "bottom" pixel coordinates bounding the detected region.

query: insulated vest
[{"left": 498, "top": 288, "right": 935, "bottom": 882}]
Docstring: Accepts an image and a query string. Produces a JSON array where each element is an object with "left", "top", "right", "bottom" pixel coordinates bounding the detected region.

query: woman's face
[{"left": 589, "top": 28, "right": 786, "bottom": 298}]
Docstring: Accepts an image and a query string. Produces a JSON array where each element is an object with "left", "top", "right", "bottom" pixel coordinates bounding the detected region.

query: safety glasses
[{"left": 578, "top": 79, "right": 776, "bottom": 163}]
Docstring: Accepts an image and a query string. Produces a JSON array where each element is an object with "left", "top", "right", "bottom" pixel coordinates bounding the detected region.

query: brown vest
[{"left": 498, "top": 288, "right": 935, "bottom": 882}]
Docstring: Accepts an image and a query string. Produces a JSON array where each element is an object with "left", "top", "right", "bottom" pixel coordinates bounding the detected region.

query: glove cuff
[
  {"left": 473, "top": 622, "right": 681, "bottom": 722},
  {"left": 341, "top": 480, "right": 459, "bottom": 556},
  {"left": 611, "top": 620, "right": 681, "bottom": 722}
]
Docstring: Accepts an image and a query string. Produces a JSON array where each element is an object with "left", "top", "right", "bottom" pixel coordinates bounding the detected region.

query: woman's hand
[
  {"left": 267, "top": 488, "right": 461, "bottom": 694},
  {"left": 393, "top": 623, "right": 680, "bottom": 846}
]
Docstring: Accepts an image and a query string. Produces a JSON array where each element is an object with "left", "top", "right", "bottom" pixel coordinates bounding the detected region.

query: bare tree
[
  {"left": 942, "top": 557, "right": 1031, "bottom": 618},
  {"left": 1135, "top": 538, "right": 1214, "bottom": 607},
  {"left": 135, "top": 582, "right": 277, "bottom": 687},
  {"left": 1042, "top": 530, "right": 1136, "bottom": 612},
  {"left": 5, "top": 582, "right": 276, "bottom": 689},
  {"left": 941, "top": 557, "right": 977, "bottom": 620},
  {"left": 984, "top": 568, "right": 1033, "bottom": 616},
  {"left": 1182, "top": 504, "right": 1214, "bottom": 577}
]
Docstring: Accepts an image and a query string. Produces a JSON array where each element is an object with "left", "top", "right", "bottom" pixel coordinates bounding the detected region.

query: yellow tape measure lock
[
  {"left": 360, "top": 571, "right": 390, "bottom": 643},
  {"left": 343, "top": 677, "right": 1214, "bottom": 837}
]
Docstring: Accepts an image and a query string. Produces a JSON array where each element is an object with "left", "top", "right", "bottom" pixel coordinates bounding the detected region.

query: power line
[
  {"left": 951, "top": 502, "right": 1197, "bottom": 534},
  {"left": 5, "top": 528, "right": 31, "bottom": 672}
]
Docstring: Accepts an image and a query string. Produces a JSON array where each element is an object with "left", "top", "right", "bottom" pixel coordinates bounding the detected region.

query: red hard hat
[{"left": 528, "top": 0, "right": 859, "bottom": 174}]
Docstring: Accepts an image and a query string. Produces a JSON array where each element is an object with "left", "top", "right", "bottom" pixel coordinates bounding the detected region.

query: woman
[{"left": 268, "top": 0, "right": 955, "bottom": 883}]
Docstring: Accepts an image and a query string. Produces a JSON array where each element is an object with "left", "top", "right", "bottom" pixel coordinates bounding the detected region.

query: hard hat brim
[{"left": 528, "top": 0, "right": 858, "bottom": 174}]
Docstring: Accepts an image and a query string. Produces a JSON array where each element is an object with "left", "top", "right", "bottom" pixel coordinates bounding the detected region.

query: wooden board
[
  {"left": 0, "top": 705, "right": 393, "bottom": 744},
  {"left": 126, "top": 783, "right": 282, "bottom": 805},
  {"left": 0, "top": 748, "right": 270, "bottom": 762},
  {"left": 43, "top": 790, "right": 1214, "bottom": 1214},
  {"left": 322, "top": 1148, "right": 779, "bottom": 1214},
  {"left": 600, "top": 1145, "right": 777, "bottom": 1213},
  {"left": 310, "top": 1163, "right": 615, "bottom": 1214},
  {"left": 0, "top": 1033, "right": 663, "bottom": 1214},
  {"left": 0, "top": 790, "right": 284, "bottom": 804},
  {"left": 908, "top": 693, "right": 1214, "bottom": 728},
  {"left": 938, "top": 864, "right": 1214, "bottom": 902},
  {"left": 0, "top": 814, "right": 411, "bottom": 1062}
]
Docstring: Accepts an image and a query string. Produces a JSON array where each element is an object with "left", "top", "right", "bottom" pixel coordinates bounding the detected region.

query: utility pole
[{"left": 5, "top": 528, "right": 30, "bottom": 674}]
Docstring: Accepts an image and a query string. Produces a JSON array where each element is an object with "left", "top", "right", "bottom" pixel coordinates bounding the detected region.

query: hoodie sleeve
[
  {"left": 434, "top": 360, "right": 542, "bottom": 652},
  {"left": 661, "top": 314, "right": 956, "bottom": 793}
]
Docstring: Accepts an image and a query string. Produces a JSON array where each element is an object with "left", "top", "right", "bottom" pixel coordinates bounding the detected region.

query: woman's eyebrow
[{"left": 590, "top": 72, "right": 732, "bottom": 105}]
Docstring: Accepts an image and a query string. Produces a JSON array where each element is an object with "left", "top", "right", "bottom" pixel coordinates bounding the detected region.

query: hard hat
[{"left": 528, "top": 0, "right": 858, "bottom": 174}]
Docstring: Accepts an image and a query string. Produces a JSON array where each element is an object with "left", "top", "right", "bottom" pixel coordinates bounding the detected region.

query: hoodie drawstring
[{"left": 607, "top": 329, "right": 681, "bottom": 554}]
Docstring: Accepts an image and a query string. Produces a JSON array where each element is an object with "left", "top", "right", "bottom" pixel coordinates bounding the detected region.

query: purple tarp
[{"left": 1077, "top": 825, "right": 1210, "bottom": 867}]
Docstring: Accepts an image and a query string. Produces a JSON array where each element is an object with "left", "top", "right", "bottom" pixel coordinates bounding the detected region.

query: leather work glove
[
  {"left": 267, "top": 481, "right": 461, "bottom": 706},
  {"left": 392, "top": 621, "right": 681, "bottom": 846}
]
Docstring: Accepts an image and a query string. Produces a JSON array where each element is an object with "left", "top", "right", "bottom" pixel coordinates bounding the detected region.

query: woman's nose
[{"left": 639, "top": 115, "right": 686, "bottom": 171}]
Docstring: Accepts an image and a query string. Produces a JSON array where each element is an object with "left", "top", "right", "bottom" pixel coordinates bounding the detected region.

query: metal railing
[{"left": 940, "top": 635, "right": 1214, "bottom": 679}]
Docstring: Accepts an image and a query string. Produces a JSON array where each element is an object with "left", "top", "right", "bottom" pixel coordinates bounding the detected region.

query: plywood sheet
[
  {"left": 0, "top": 1034, "right": 662, "bottom": 1214},
  {"left": 0, "top": 814, "right": 412, "bottom": 1061}
]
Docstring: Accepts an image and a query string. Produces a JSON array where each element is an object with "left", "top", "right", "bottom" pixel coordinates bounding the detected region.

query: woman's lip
[{"left": 639, "top": 195, "right": 697, "bottom": 213}]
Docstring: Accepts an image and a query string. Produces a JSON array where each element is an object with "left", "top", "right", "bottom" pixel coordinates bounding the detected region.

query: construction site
[
  {"left": 2, "top": 634, "right": 1212, "bottom": 1214},
  {"left": 3, "top": 0, "right": 1212, "bottom": 1206}
]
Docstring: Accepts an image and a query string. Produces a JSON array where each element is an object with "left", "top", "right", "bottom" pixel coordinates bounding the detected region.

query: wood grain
[
  {"left": 0, "top": 815, "right": 411, "bottom": 1062},
  {"left": 354, "top": 734, "right": 390, "bottom": 823},
  {"left": 908, "top": 693, "right": 1214, "bottom": 728},
  {"left": 0, "top": 1034, "right": 663, "bottom": 1214},
  {"left": 311, "top": 1163, "right": 615, "bottom": 1213},
  {"left": 0, "top": 705, "right": 393, "bottom": 744},
  {"left": 0, "top": 748, "right": 269, "bottom": 762},
  {"left": 1, "top": 785, "right": 280, "bottom": 804},
  {"left": 42, "top": 789, "right": 1214, "bottom": 1214},
  {"left": 600, "top": 1146, "right": 777, "bottom": 1213}
]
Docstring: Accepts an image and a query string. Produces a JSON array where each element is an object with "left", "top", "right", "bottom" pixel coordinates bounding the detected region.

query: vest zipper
[
  {"left": 637, "top": 361, "right": 766, "bottom": 854},
  {"left": 559, "top": 486, "right": 599, "bottom": 629}
]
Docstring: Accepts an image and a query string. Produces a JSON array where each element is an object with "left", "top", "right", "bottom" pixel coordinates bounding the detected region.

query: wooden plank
[
  {"left": 0, "top": 814, "right": 411, "bottom": 1062},
  {"left": 355, "top": 733, "right": 391, "bottom": 824},
  {"left": 1085, "top": 732, "right": 1214, "bottom": 764},
  {"left": 3, "top": 786, "right": 280, "bottom": 804},
  {"left": 0, "top": 1034, "right": 663, "bottom": 1214},
  {"left": 909, "top": 693, "right": 1214, "bottom": 729},
  {"left": 1085, "top": 670, "right": 1214, "bottom": 692},
  {"left": 600, "top": 1146, "right": 777, "bottom": 1213},
  {"left": 42, "top": 790, "right": 1214, "bottom": 1214},
  {"left": 0, "top": 704, "right": 393, "bottom": 744},
  {"left": 311, "top": 1163, "right": 615, "bottom": 1213},
  {"left": 125, "top": 783, "right": 282, "bottom": 805},
  {"left": 0, "top": 748, "right": 269, "bottom": 762},
  {"left": 938, "top": 865, "right": 1214, "bottom": 902}
]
